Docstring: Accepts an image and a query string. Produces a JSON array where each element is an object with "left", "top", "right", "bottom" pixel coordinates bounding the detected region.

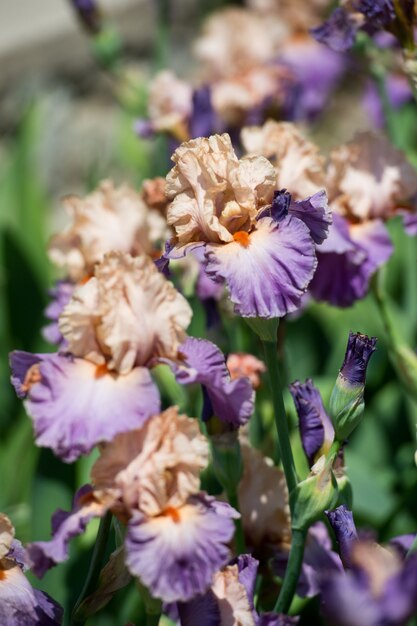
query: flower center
[
  {"left": 95, "top": 363, "right": 109, "bottom": 378},
  {"left": 164, "top": 507, "right": 181, "bottom": 523},
  {"left": 233, "top": 231, "right": 250, "bottom": 247}
]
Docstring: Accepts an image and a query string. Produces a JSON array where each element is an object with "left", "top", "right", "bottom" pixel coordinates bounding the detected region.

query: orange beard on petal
[
  {"left": 233, "top": 231, "right": 251, "bottom": 247},
  {"left": 95, "top": 363, "right": 109, "bottom": 379},
  {"left": 163, "top": 507, "right": 182, "bottom": 523}
]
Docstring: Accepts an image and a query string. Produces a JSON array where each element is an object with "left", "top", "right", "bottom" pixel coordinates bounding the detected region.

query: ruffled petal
[
  {"left": 0, "top": 565, "right": 62, "bottom": 625},
  {"left": 27, "top": 486, "right": 111, "bottom": 578},
  {"left": 310, "top": 217, "right": 392, "bottom": 307},
  {"left": 203, "top": 216, "right": 317, "bottom": 318},
  {"left": 10, "top": 352, "right": 160, "bottom": 462},
  {"left": 288, "top": 191, "right": 332, "bottom": 245},
  {"left": 125, "top": 495, "right": 238, "bottom": 603},
  {"left": 165, "top": 337, "right": 254, "bottom": 426}
]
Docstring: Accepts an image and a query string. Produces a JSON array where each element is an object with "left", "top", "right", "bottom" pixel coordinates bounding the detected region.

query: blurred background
[{"left": 2, "top": 1, "right": 417, "bottom": 625}]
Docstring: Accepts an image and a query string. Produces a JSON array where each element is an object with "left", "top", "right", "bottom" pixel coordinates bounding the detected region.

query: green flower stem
[
  {"left": 372, "top": 272, "right": 400, "bottom": 352},
  {"left": 262, "top": 339, "right": 298, "bottom": 506},
  {"left": 227, "top": 490, "right": 246, "bottom": 555},
  {"left": 70, "top": 512, "right": 113, "bottom": 625},
  {"left": 273, "top": 528, "right": 307, "bottom": 614}
]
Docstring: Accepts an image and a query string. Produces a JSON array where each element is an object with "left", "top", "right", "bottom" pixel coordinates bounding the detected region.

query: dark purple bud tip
[
  {"left": 326, "top": 505, "right": 358, "bottom": 569},
  {"left": 358, "top": 0, "right": 396, "bottom": 28},
  {"left": 340, "top": 332, "right": 377, "bottom": 386},
  {"left": 257, "top": 189, "right": 291, "bottom": 223}
]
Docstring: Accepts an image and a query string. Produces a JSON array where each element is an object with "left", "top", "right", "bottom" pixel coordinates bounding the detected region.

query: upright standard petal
[
  {"left": 10, "top": 351, "right": 160, "bottom": 462},
  {"left": 60, "top": 252, "right": 192, "bottom": 374},
  {"left": 125, "top": 495, "right": 239, "bottom": 603},
  {"left": 48, "top": 180, "right": 167, "bottom": 281},
  {"left": 91, "top": 407, "right": 209, "bottom": 516},
  {"left": 165, "top": 337, "right": 254, "bottom": 426},
  {"left": 204, "top": 215, "right": 317, "bottom": 318}
]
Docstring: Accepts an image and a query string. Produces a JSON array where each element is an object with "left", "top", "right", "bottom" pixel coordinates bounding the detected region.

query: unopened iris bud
[
  {"left": 291, "top": 455, "right": 338, "bottom": 531},
  {"left": 330, "top": 332, "right": 376, "bottom": 442},
  {"left": 326, "top": 505, "right": 358, "bottom": 569}
]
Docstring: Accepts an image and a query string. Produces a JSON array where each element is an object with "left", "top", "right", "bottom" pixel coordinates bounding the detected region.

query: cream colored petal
[
  {"left": 91, "top": 407, "right": 209, "bottom": 516},
  {"left": 166, "top": 134, "right": 277, "bottom": 245},
  {"left": 0, "top": 514, "right": 14, "bottom": 559},
  {"left": 48, "top": 181, "right": 164, "bottom": 281},
  {"left": 328, "top": 132, "right": 417, "bottom": 220},
  {"left": 59, "top": 278, "right": 104, "bottom": 366},
  {"left": 241, "top": 120, "right": 326, "bottom": 199},
  {"left": 60, "top": 252, "right": 192, "bottom": 373},
  {"left": 148, "top": 71, "right": 192, "bottom": 131},
  {"left": 238, "top": 443, "right": 291, "bottom": 548},
  {"left": 212, "top": 565, "right": 256, "bottom": 626}
]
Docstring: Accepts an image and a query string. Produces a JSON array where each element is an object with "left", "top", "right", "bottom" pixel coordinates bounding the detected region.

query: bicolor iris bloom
[
  {"left": 165, "top": 133, "right": 330, "bottom": 318},
  {"left": 0, "top": 514, "right": 62, "bottom": 625},
  {"left": 11, "top": 252, "right": 253, "bottom": 461},
  {"left": 28, "top": 407, "right": 239, "bottom": 604}
]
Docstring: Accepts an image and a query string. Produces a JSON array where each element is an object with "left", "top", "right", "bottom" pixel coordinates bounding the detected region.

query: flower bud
[
  {"left": 291, "top": 455, "right": 338, "bottom": 532},
  {"left": 330, "top": 332, "right": 376, "bottom": 441},
  {"left": 326, "top": 505, "right": 358, "bottom": 569}
]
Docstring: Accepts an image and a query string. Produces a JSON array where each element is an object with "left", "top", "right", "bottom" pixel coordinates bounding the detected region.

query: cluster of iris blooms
[{"left": 3, "top": 1, "right": 417, "bottom": 625}]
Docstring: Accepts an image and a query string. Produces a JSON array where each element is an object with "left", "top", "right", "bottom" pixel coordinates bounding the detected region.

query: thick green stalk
[
  {"left": 70, "top": 512, "right": 113, "bottom": 625},
  {"left": 274, "top": 529, "right": 307, "bottom": 614},
  {"left": 262, "top": 339, "right": 298, "bottom": 504}
]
